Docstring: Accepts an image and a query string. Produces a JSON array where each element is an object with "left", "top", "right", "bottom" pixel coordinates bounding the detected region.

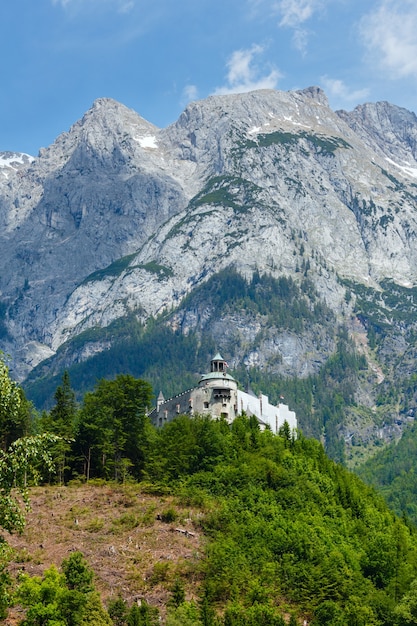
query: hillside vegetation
[
  {"left": 357, "top": 419, "right": 417, "bottom": 526},
  {"left": 3, "top": 354, "right": 417, "bottom": 624},
  {"left": 3, "top": 405, "right": 417, "bottom": 622}
]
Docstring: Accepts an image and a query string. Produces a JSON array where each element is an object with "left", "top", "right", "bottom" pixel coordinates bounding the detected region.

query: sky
[{"left": 1, "top": 0, "right": 417, "bottom": 155}]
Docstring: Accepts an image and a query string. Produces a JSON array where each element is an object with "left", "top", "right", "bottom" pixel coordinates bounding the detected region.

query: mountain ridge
[{"left": 2, "top": 86, "right": 417, "bottom": 460}]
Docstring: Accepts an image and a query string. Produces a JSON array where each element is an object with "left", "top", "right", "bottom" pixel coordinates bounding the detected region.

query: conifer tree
[
  {"left": 49, "top": 371, "right": 77, "bottom": 438},
  {"left": 169, "top": 577, "right": 185, "bottom": 608},
  {"left": 40, "top": 371, "right": 77, "bottom": 483},
  {"left": 108, "top": 594, "right": 128, "bottom": 625}
]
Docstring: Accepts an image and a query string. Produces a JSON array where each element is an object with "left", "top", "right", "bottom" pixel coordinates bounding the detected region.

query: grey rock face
[
  {"left": 337, "top": 101, "right": 417, "bottom": 169},
  {"left": 2, "top": 89, "right": 417, "bottom": 380}
]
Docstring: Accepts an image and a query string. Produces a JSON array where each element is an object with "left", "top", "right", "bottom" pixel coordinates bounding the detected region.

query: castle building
[{"left": 149, "top": 353, "right": 297, "bottom": 434}]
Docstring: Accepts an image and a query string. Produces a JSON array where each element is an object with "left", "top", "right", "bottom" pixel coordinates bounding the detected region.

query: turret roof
[{"left": 199, "top": 371, "right": 236, "bottom": 383}]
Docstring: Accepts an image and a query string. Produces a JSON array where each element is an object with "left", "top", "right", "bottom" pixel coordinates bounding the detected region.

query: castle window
[
  {"left": 176, "top": 404, "right": 180, "bottom": 414},
  {"left": 204, "top": 402, "right": 209, "bottom": 409},
  {"left": 213, "top": 388, "right": 231, "bottom": 399}
]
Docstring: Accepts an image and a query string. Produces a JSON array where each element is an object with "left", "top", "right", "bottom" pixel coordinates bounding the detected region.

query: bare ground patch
[{"left": 3, "top": 483, "right": 205, "bottom": 622}]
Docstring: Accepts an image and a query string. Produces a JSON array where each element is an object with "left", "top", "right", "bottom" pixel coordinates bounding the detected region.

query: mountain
[{"left": 2, "top": 87, "right": 417, "bottom": 461}]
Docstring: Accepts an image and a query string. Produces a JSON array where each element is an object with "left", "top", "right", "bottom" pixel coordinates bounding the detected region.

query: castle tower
[
  {"left": 210, "top": 352, "right": 228, "bottom": 373},
  {"left": 195, "top": 353, "right": 238, "bottom": 423}
]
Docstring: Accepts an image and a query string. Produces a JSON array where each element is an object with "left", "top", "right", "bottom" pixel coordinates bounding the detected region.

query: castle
[{"left": 149, "top": 353, "right": 297, "bottom": 434}]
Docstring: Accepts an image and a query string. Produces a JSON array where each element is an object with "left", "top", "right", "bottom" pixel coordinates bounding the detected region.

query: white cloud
[
  {"left": 277, "top": 0, "right": 323, "bottom": 28},
  {"left": 292, "top": 28, "right": 310, "bottom": 54},
  {"left": 360, "top": 1, "right": 417, "bottom": 80},
  {"left": 247, "top": 0, "right": 323, "bottom": 27},
  {"left": 278, "top": 0, "right": 325, "bottom": 53},
  {"left": 182, "top": 84, "right": 199, "bottom": 105},
  {"left": 248, "top": 0, "right": 325, "bottom": 53},
  {"left": 213, "top": 45, "right": 282, "bottom": 95},
  {"left": 320, "top": 76, "right": 370, "bottom": 107}
]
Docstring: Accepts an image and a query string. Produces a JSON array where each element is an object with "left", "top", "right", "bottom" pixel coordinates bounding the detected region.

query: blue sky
[{"left": 1, "top": 0, "right": 417, "bottom": 155}]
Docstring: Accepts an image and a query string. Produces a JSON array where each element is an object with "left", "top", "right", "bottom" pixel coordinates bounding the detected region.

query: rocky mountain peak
[
  {"left": 171, "top": 87, "right": 332, "bottom": 136},
  {"left": 162, "top": 87, "right": 344, "bottom": 180},
  {"left": 79, "top": 97, "right": 159, "bottom": 136},
  {"left": 36, "top": 97, "right": 160, "bottom": 169},
  {"left": 337, "top": 101, "right": 417, "bottom": 175},
  {"left": 295, "top": 85, "right": 330, "bottom": 106},
  {"left": 3, "top": 86, "right": 417, "bottom": 385}
]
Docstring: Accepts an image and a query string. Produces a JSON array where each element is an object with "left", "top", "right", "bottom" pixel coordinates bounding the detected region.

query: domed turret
[{"left": 210, "top": 352, "right": 228, "bottom": 374}]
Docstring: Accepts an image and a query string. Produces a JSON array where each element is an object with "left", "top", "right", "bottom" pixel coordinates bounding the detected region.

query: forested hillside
[
  {"left": 2, "top": 357, "right": 417, "bottom": 625},
  {"left": 357, "top": 419, "right": 417, "bottom": 526},
  {"left": 23, "top": 270, "right": 369, "bottom": 464}
]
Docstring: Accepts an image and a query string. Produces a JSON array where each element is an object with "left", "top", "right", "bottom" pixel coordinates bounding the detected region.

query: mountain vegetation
[
  {"left": 2, "top": 357, "right": 417, "bottom": 625},
  {"left": 356, "top": 419, "right": 417, "bottom": 526},
  {"left": 2, "top": 89, "right": 417, "bottom": 468}
]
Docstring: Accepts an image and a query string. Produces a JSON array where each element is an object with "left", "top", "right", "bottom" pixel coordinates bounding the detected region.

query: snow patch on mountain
[
  {"left": 137, "top": 135, "right": 158, "bottom": 149},
  {"left": 0, "top": 151, "right": 34, "bottom": 181},
  {"left": 385, "top": 157, "right": 417, "bottom": 179}
]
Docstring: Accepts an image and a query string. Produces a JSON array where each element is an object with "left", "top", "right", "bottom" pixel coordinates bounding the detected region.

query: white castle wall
[{"left": 237, "top": 389, "right": 297, "bottom": 434}]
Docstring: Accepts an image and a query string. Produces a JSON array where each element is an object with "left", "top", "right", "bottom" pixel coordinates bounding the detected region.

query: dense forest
[{"left": 2, "top": 356, "right": 417, "bottom": 625}]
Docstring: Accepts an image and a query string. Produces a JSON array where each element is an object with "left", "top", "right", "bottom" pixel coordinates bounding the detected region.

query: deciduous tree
[{"left": 74, "top": 375, "right": 153, "bottom": 481}]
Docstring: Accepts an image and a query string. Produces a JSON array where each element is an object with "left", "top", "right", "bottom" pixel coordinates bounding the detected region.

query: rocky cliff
[{"left": 2, "top": 87, "right": 417, "bottom": 459}]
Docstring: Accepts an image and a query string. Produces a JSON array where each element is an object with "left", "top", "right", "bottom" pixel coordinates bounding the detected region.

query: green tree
[
  {"left": 0, "top": 544, "right": 11, "bottom": 620},
  {"left": 80, "top": 592, "right": 112, "bottom": 626},
  {"left": 169, "top": 577, "right": 186, "bottom": 608},
  {"left": 0, "top": 355, "right": 31, "bottom": 450},
  {"left": 108, "top": 594, "right": 128, "bottom": 625},
  {"left": 127, "top": 600, "right": 159, "bottom": 626},
  {"left": 16, "top": 555, "right": 110, "bottom": 626},
  {"left": 312, "top": 600, "right": 344, "bottom": 626},
  {"left": 40, "top": 371, "right": 77, "bottom": 484},
  {"left": 199, "top": 588, "right": 217, "bottom": 626},
  {"left": 48, "top": 371, "right": 77, "bottom": 438},
  {"left": 73, "top": 375, "right": 153, "bottom": 481},
  {"left": 395, "top": 578, "right": 417, "bottom": 624},
  {"left": 16, "top": 565, "right": 68, "bottom": 625},
  {"left": 0, "top": 356, "right": 61, "bottom": 620},
  {"left": 166, "top": 601, "right": 201, "bottom": 626},
  {"left": 0, "top": 434, "right": 59, "bottom": 536},
  {"left": 62, "top": 551, "right": 94, "bottom": 593}
]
